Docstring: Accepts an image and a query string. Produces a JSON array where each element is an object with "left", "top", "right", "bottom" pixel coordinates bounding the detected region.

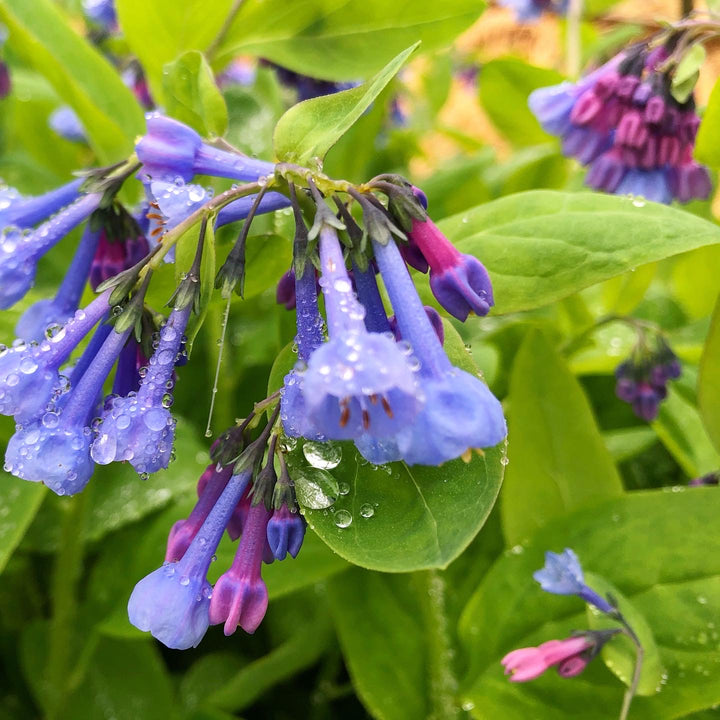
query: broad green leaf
[
  {"left": 584, "top": 572, "right": 663, "bottom": 696},
  {"left": 501, "top": 330, "right": 623, "bottom": 545},
  {"left": 213, "top": 0, "right": 483, "bottom": 82},
  {"left": 672, "top": 246, "right": 720, "bottom": 321},
  {"left": 273, "top": 43, "right": 418, "bottom": 166},
  {"left": 180, "top": 653, "right": 246, "bottom": 714},
  {"left": 163, "top": 50, "right": 228, "bottom": 136},
  {"left": 459, "top": 488, "right": 720, "bottom": 719},
  {"left": 327, "top": 569, "right": 429, "bottom": 720},
  {"left": 435, "top": 191, "right": 720, "bottom": 315},
  {"left": 243, "top": 233, "right": 293, "bottom": 299},
  {"left": 696, "top": 77, "right": 720, "bottom": 168},
  {"left": 603, "top": 427, "right": 657, "bottom": 464},
  {"left": 0, "top": 0, "right": 143, "bottom": 161},
  {"left": 698, "top": 294, "right": 720, "bottom": 453},
  {"left": 479, "top": 58, "right": 564, "bottom": 146},
  {"left": 268, "top": 322, "right": 505, "bottom": 572},
  {"left": 652, "top": 387, "right": 720, "bottom": 478},
  {"left": 0, "top": 474, "right": 45, "bottom": 576},
  {"left": 601, "top": 263, "right": 657, "bottom": 315},
  {"left": 116, "top": 0, "right": 232, "bottom": 103}
]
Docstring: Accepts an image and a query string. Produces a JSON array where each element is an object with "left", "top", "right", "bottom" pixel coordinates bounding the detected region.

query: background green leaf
[
  {"left": 696, "top": 77, "right": 720, "bottom": 168},
  {"left": 698, "top": 294, "right": 720, "bottom": 453}
]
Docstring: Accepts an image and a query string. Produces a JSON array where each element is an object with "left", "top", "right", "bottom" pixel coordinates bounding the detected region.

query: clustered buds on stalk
[{"left": 530, "top": 28, "right": 713, "bottom": 204}]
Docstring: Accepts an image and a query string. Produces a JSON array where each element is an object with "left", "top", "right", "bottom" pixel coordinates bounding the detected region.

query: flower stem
[
  {"left": 45, "top": 490, "right": 90, "bottom": 720},
  {"left": 415, "top": 570, "right": 460, "bottom": 720},
  {"left": 206, "top": 0, "right": 247, "bottom": 62},
  {"left": 618, "top": 620, "right": 644, "bottom": 720},
  {"left": 566, "top": 0, "right": 584, "bottom": 78}
]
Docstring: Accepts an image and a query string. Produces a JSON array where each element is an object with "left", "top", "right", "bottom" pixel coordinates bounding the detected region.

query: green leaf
[
  {"left": 652, "top": 387, "right": 720, "bottom": 478},
  {"left": 479, "top": 58, "right": 564, "bottom": 146},
  {"left": 603, "top": 427, "right": 657, "bottom": 464},
  {"left": 0, "top": 476, "right": 45, "bottom": 576},
  {"left": 116, "top": 0, "right": 232, "bottom": 103},
  {"left": 268, "top": 322, "right": 505, "bottom": 572},
  {"left": 584, "top": 572, "right": 663, "bottom": 696},
  {"left": 695, "top": 77, "right": 720, "bottom": 168},
  {"left": 327, "top": 569, "right": 429, "bottom": 720},
  {"left": 273, "top": 42, "right": 418, "bottom": 166},
  {"left": 459, "top": 488, "right": 720, "bottom": 719},
  {"left": 0, "top": 0, "right": 144, "bottom": 161},
  {"left": 213, "top": 0, "right": 483, "bottom": 82},
  {"left": 434, "top": 191, "right": 720, "bottom": 315},
  {"left": 163, "top": 50, "right": 228, "bottom": 136},
  {"left": 699, "top": 294, "right": 720, "bottom": 453},
  {"left": 501, "top": 330, "right": 623, "bottom": 545},
  {"left": 671, "top": 45, "right": 705, "bottom": 104}
]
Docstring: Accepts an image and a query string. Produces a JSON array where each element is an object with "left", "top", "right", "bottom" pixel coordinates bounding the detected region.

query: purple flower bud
[
  {"left": 267, "top": 505, "right": 306, "bottom": 560},
  {"left": 90, "top": 228, "right": 148, "bottom": 291},
  {"left": 275, "top": 269, "right": 296, "bottom": 310},
  {"left": 209, "top": 502, "right": 271, "bottom": 635}
]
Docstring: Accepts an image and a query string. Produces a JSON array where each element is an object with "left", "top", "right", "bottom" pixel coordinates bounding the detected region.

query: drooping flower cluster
[
  {"left": 529, "top": 39, "right": 712, "bottom": 204},
  {"left": 502, "top": 548, "right": 633, "bottom": 703},
  {"left": 615, "top": 335, "right": 681, "bottom": 421},
  {"left": 280, "top": 178, "right": 506, "bottom": 466},
  {"left": 263, "top": 61, "right": 358, "bottom": 102}
]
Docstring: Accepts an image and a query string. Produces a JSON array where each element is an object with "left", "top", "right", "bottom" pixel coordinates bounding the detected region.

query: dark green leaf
[
  {"left": 501, "top": 330, "right": 623, "bottom": 545},
  {"left": 671, "top": 45, "right": 705, "bottom": 105},
  {"left": 0, "top": 477, "right": 45, "bottom": 576},
  {"left": 273, "top": 43, "right": 418, "bottom": 166}
]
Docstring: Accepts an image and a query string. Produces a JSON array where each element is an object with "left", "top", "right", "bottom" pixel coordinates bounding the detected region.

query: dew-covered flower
[
  {"left": 0, "top": 179, "right": 82, "bottom": 230},
  {"left": 407, "top": 216, "right": 493, "bottom": 322},
  {"left": 298, "top": 225, "right": 420, "bottom": 441},
  {"left": 266, "top": 454, "right": 305, "bottom": 560},
  {"left": 534, "top": 548, "right": 614, "bottom": 613},
  {"left": 5, "top": 322, "right": 131, "bottom": 496},
  {"left": 15, "top": 225, "right": 101, "bottom": 342},
  {"left": 136, "top": 113, "right": 275, "bottom": 183},
  {"left": 91, "top": 303, "right": 192, "bottom": 475},
  {"left": 0, "top": 193, "right": 101, "bottom": 309},
  {"left": 0, "top": 290, "right": 111, "bottom": 423},
  {"left": 370, "top": 236, "right": 506, "bottom": 465},
  {"left": 129, "top": 467, "right": 254, "bottom": 649},
  {"left": 529, "top": 44, "right": 711, "bottom": 204}
]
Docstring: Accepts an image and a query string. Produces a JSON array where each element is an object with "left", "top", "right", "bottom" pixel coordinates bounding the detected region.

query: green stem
[
  {"left": 618, "top": 623, "right": 644, "bottom": 720},
  {"left": 45, "top": 491, "right": 90, "bottom": 720},
  {"left": 206, "top": 0, "right": 248, "bottom": 62},
  {"left": 561, "top": 314, "right": 662, "bottom": 356},
  {"left": 566, "top": 0, "right": 584, "bottom": 78},
  {"left": 415, "top": 571, "right": 460, "bottom": 720}
]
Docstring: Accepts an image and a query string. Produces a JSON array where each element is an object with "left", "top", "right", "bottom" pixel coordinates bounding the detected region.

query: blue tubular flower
[
  {"left": 82, "top": 0, "right": 116, "bottom": 27},
  {"left": 300, "top": 225, "right": 420, "bottom": 441},
  {"left": 372, "top": 237, "right": 506, "bottom": 465},
  {"left": 351, "top": 262, "right": 392, "bottom": 334},
  {"left": 91, "top": 303, "right": 192, "bottom": 474},
  {"left": 15, "top": 225, "right": 101, "bottom": 342},
  {"left": 0, "top": 178, "right": 82, "bottom": 229},
  {"left": 215, "top": 192, "right": 290, "bottom": 228},
  {"left": 5, "top": 322, "right": 131, "bottom": 496},
  {"left": 49, "top": 106, "right": 87, "bottom": 144},
  {"left": 136, "top": 114, "right": 275, "bottom": 182},
  {"left": 0, "top": 192, "right": 102, "bottom": 309},
  {"left": 266, "top": 505, "right": 305, "bottom": 560},
  {"left": 129, "top": 468, "right": 253, "bottom": 649},
  {"left": 534, "top": 549, "right": 614, "bottom": 613},
  {"left": 0, "top": 290, "right": 111, "bottom": 423}
]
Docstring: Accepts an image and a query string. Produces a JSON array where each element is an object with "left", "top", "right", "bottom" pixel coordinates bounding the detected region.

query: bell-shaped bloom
[
  {"left": 129, "top": 468, "right": 254, "bottom": 649},
  {"left": 267, "top": 504, "right": 306, "bottom": 560},
  {"left": 0, "top": 178, "right": 82, "bottom": 229},
  {"left": 502, "top": 636, "right": 593, "bottom": 682},
  {"left": 16, "top": 225, "right": 102, "bottom": 342},
  {"left": 91, "top": 303, "right": 192, "bottom": 475},
  {"left": 0, "top": 290, "right": 111, "bottom": 422},
  {"left": 299, "top": 225, "right": 420, "bottom": 441},
  {"left": 49, "top": 106, "right": 87, "bottom": 143},
  {"left": 533, "top": 548, "right": 614, "bottom": 613},
  {"left": 407, "top": 217, "right": 493, "bottom": 322},
  {"left": 372, "top": 236, "right": 506, "bottom": 465},
  {"left": 0, "top": 192, "right": 102, "bottom": 309},
  {"left": 209, "top": 501, "right": 271, "bottom": 635},
  {"left": 136, "top": 113, "right": 275, "bottom": 182},
  {"left": 5, "top": 323, "right": 131, "bottom": 496}
]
